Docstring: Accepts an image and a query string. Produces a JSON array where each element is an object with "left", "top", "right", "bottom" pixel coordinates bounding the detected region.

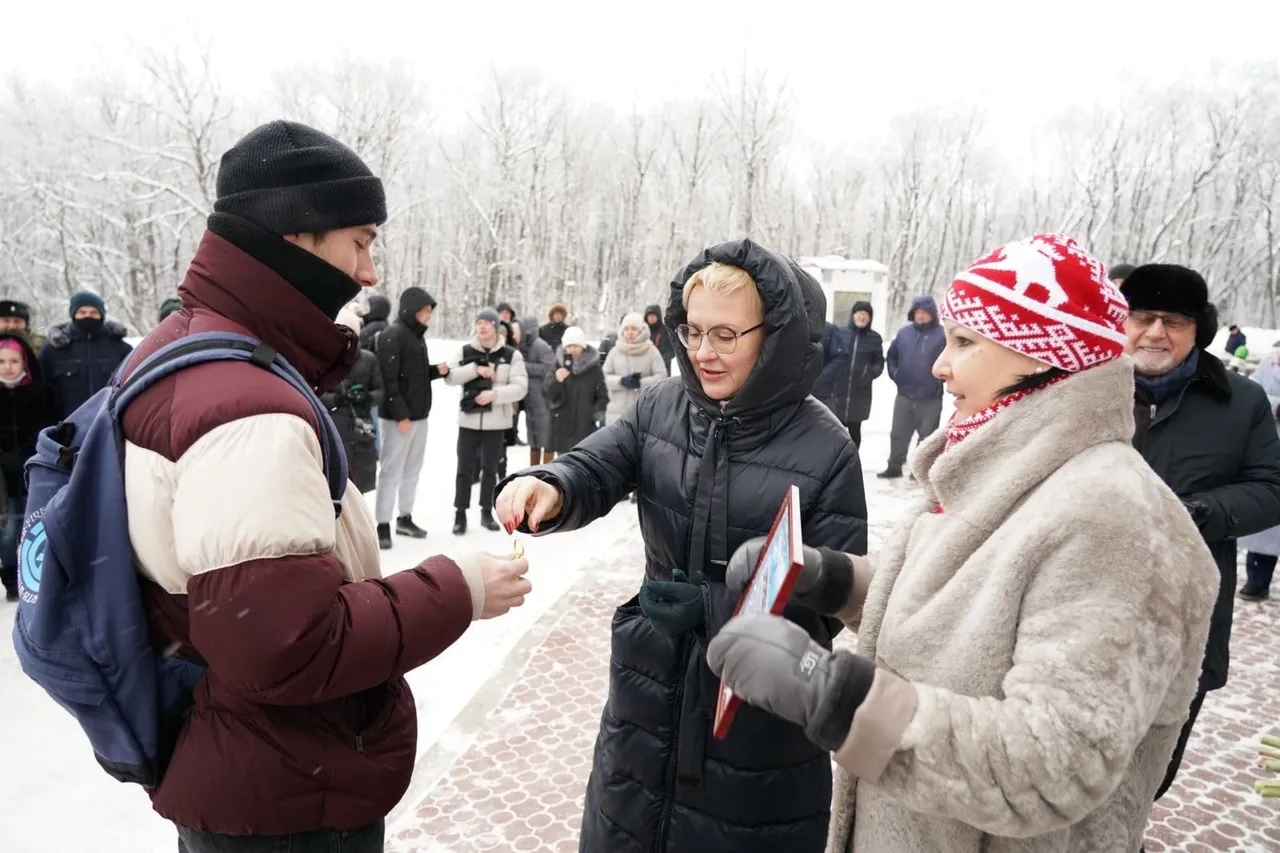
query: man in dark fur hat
[{"left": 1122, "top": 264, "right": 1280, "bottom": 802}]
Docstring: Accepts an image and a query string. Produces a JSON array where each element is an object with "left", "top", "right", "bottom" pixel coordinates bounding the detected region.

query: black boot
[
  {"left": 452, "top": 510, "right": 467, "bottom": 536},
  {"left": 1238, "top": 585, "right": 1270, "bottom": 602},
  {"left": 877, "top": 466, "right": 903, "bottom": 479},
  {"left": 480, "top": 509, "right": 500, "bottom": 531},
  {"left": 397, "top": 515, "right": 427, "bottom": 539},
  {"left": 377, "top": 523, "right": 392, "bottom": 551}
]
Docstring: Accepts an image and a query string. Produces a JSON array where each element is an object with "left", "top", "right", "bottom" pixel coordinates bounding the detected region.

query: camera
[{"left": 460, "top": 351, "right": 494, "bottom": 413}]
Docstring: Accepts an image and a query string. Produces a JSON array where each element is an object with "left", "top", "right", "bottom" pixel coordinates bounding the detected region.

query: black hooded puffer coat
[
  {"left": 358, "top": 293, "right": 391, "bottom": 353},
  {"left": 500, "top": 239, "right": 868, "bottom": 852},
  {"left": 376, "top": 288, "right": 441, "bottom": 422}
]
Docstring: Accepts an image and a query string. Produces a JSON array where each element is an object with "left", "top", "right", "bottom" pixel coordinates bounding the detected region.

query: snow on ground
[{"left": 0, "top": 341, "right": 922, "bottom": 853}]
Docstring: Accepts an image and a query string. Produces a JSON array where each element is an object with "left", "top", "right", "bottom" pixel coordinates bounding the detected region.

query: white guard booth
[{"left": 798, "top": 256, "right": 890, "bottom": 334}]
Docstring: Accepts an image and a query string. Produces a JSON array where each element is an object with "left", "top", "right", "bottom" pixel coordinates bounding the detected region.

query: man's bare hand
[{"left": 476, "top": 552, "right": 532, "bottom": 619}]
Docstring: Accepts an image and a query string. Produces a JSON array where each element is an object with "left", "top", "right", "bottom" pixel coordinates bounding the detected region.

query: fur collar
[
  {"left": 45, "top": 318, "right": 129, "bottom": 348},
  {"left": 912, "top": 357, "right": 1136, "bottom": 528}
]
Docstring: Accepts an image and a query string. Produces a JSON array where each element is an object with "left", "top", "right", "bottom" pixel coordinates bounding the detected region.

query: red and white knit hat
[{"left": 941, "top": 233, "right": 1129, "bottom": 373}]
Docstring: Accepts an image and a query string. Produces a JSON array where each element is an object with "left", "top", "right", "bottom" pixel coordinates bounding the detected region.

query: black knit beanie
[
  {"left": 213, "top": 121, "right": 387, "bottom": 235},
  {"left": 1121, "top": 264, "right": 1218, "bottom": 350},
  {"left": 1108, "top": 263, "right": 1136, "bottom": 282},
  {"left": 158, "top": 297, "right": 183, "bottom": 323}
]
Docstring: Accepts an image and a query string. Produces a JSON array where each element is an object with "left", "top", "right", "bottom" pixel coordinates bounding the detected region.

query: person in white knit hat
[{"left": 602, "top": 312, "right": 667, "bottom": 425}]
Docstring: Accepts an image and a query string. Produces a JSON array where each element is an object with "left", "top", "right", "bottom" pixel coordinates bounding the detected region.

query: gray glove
[
  {"left": 726, "top": 537, "right": 854, "bottom": 616},
  {"left": 707, "top": 613, "right": 875, "bottom": 751}
]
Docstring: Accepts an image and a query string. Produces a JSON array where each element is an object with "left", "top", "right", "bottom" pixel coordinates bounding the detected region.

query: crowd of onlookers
[{"left": 311, "top": 296, "right": 676, "bottom": 545}]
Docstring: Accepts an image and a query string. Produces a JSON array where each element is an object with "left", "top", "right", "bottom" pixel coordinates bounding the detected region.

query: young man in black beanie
[
  {"left": 1120, "top": 263, "right": 1280, "bottom": 806},
  {"left": 107, "top": 120, "right": 531, "bottom": 853}
]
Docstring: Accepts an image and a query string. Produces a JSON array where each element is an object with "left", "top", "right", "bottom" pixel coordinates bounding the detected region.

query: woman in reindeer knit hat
[{"left": 708, "top": 234, "right": 1219, "bottom": 853}]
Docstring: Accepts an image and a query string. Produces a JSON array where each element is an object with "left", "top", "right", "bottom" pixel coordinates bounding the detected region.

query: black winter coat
[
  {"left": 504, "top": 240, "right": 868, "bottom": 853},
  {"left": 646, "top": 303, "right": 676, "bottom": 373},
  {"left": 376, "top": 292, "right": 443, "bottom": 422},
  {"left": 1133, "top": 352, "right": 1280, "bottom": 692},
  {"left": 320, "top": 349, "right": 384, "bottom": 493},
  {"left": 0, "top": 335, "right": 60, "bottom": 499},
  {"left": 539, "top": 320, "right": 568, "bottom": 351},
  {"left": 818, "top": 312, "right": 884, "bottom": 424},
  {"left": 543, "top": 345, "right": 608, "bottom": 453},
  {"left": 358, "top": 294, "right": 391, "bottom": 353},
  {"left": 40, "top": 319, "right": 133, "bottom": 418}
]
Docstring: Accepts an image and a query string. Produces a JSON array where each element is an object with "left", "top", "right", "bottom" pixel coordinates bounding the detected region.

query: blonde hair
[{"left": 681, "top": 262, "right": 764, "bottom": 316}]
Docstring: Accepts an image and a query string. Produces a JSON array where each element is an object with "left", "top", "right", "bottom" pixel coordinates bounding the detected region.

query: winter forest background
[{"left": 3, "top": 48, "right": 1280, "bottom": 338}]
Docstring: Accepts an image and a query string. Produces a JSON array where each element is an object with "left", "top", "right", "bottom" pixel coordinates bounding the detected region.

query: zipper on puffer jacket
[{"left": 656, "top": 633, "right": 692, "bottom": 851}]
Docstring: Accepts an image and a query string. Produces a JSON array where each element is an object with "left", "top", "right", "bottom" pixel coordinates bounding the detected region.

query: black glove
[
  {"left": 620, "top": 373, "right": 642, "bottom": 389},
  {"left": 1182, "top": 497, "right": 1211, "bottom": 529},
  {"left": 726, "top": 537, "right": 854, "bottom": 616},
  {"left": 639, "top": 569, "right": 708, "bottom": 639},
  {"left": 346, "top": 386, "right": 369, "bottom": 406},
  {"left": 707, "top": 613, "right": 877, "bottom": 751}
]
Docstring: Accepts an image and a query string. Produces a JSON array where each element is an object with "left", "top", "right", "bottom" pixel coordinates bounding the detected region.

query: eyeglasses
[
  {"left": 676, "top": 322, "right": 764, "bottom": 354},
  {"left": 1127, "top": 311, "right": 1195, "bottom": 332}
]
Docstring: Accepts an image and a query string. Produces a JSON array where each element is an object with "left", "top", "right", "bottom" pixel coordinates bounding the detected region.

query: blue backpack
[{"left": 11, "top": 331, "right": 347, "bottom": 787}]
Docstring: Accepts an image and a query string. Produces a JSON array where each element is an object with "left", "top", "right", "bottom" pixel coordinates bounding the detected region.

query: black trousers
[
  {"left": 177, "top": 820, "right": 383, "bottom": 853},
  {"left": 456, "top": 428, "right": 505, "bottom": 511},
  {"left": 1154, "top": 688, "right": 1207, "bottom": 801},
  {"left": 844, "top": 420, "right": 863, "bottom": 448}
]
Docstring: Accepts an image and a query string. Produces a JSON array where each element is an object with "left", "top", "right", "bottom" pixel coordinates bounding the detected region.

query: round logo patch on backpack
[{"left": 18, "top": 510, "right": 47, "bottom": 602}]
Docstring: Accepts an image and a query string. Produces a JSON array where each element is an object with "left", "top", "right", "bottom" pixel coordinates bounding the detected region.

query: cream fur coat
[{"left": 827, "top": 357, "right": 1218, "bottom": 853}]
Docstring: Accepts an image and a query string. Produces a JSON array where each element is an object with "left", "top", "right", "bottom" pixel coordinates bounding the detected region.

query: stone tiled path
[
  {"left": 388, "top": 568, "right": 629, "bottom": 853},
  {"left": 391, "top": 556, "right": 1280, "bottom": 852},
  {"left": 1144, "top": 597, "right": 1280, "bottom": 852}
]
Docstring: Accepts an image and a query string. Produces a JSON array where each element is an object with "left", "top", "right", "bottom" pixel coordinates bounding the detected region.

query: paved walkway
[{"left": 390, "top": 550, "right": 1280, "bottom": 852}]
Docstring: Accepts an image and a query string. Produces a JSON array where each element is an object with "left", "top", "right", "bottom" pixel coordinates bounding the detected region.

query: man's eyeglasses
[
  {"left": 1127, "top": 310, "right": 1195, "bottom": 332},
  {"left": 676, "top": 322, "right": 764, "bottom": 354}
]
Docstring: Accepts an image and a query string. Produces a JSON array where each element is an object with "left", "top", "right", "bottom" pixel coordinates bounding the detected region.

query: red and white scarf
[{"left": 932, "top": 375, "right": 1068, "bottom": 513}]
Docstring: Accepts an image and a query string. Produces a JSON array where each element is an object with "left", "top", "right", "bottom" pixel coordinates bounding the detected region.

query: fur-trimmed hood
[{"left": 46, "top": 318, "right": 130, "bottom": 348}]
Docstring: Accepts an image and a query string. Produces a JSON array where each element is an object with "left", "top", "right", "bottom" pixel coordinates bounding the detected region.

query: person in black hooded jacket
[
  {"left": 817, "top": 301, "right": 885, "bottom": 447},
  {"left": 645, "top": 303, "right": 675, "bottom": 374},
  {"left": 359, "top": 293, "right": 391, "bottom": 352},
  {"left": 374, "top": 286, "right": 449, "bottom": 548},
  {"left": 496, "top": 239, "right": 868, "bottom": 853},
  {"left": 0, "top": 333, "right": 60, "bottom": 600}
]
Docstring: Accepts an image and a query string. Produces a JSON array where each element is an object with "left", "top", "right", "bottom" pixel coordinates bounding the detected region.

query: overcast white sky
[{"left": 4, "top": 0, "right": 1278, "bottom": 146}]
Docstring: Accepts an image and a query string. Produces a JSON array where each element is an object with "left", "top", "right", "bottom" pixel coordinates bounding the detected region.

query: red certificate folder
[{"left": 712, "top": 485, "right": 804, "bottom": 741}]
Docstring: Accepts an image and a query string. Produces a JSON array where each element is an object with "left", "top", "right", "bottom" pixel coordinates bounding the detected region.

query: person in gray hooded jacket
[
  {"left": 446, "top": 307, "right": 528, "bottom": 534},
  {"left": 517, "top": 314, "right": 556, "bottom": 464}
]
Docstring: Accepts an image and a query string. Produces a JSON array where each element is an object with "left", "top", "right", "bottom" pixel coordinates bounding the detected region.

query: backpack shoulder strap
[{"left": 112, "top": 332, "right": 347, "bottom": 515}]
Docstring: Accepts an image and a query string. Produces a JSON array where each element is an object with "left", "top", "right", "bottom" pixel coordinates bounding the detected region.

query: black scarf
[
  {"left": 207, "top": 213, "right": 361, "bottom": 320},
  {"left": 1136, "top": 348, "right": 1201, "bottom": 406}
]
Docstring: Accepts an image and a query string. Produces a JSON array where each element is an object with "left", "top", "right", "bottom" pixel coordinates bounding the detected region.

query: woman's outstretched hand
[{"left": 495, "top": 476, "right": 562, "bottom": 533}]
